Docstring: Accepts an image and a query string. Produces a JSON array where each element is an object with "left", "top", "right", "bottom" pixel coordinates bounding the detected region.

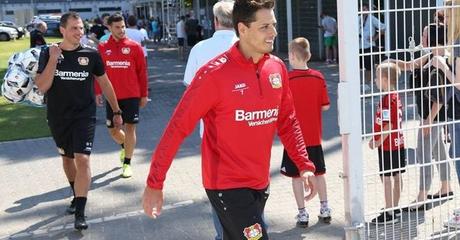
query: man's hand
[
  {"left": 369, "top": 139, "right": 381, "bottom": 149},
  {"left": 95, "top": 94, "right": 104, "bottom": 107},
  {"left": 49, "top": 44, "right": 62, "bottom": 62},
  {"left": 139, "top": 97, "right": 148, "bottom": 108},
  {"left": 142, "top": 186, "right": 164, "bottom": 219},
  {"left": 112, "top": 114, "right": 123, "bottom": 129},
  {"left": 301, "top": 171, "right": 317, "bottom": 201},
  {"left": 430, "top": 56, "right": 448, "bottom": 72}
]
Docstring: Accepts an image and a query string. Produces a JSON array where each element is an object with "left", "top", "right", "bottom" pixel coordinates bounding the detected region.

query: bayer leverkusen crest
[
  {"left": 243, "top": 223, "right": 263, "bottom": 240},
  {"left": 269, "top": 73, "right": 282, "bottom": 89},
  {"left": 121, "top": 47, "right": 131, "bottom": 54},
  {"left": 78, "top": 57, "right": 89, "bottom": 66}
]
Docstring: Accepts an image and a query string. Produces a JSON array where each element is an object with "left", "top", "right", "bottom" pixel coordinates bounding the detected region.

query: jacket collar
[{"left": 228, "top": 41, "right": 270, "bottom": 69}]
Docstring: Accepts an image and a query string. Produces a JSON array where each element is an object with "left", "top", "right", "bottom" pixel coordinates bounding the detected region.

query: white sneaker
[
  {"left": 318, "top": 207, "right": 332, "bottom": 223},
  {"left": 444, "top": 209, "right": 460, "bottom": 229},
  {"left": 295, "top": 212, "right": 309, "bottom": 228}
]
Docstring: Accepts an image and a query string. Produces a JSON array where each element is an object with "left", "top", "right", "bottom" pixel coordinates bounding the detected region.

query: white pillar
[
  {"left": 286, "top": 0, "right": 292, "bottom": 43},
  {"left": 336, "top": 0, "right": 365, "bottom": 238},
  {"left": 317, "top": 0, "right": 323, "bottom": 60}
]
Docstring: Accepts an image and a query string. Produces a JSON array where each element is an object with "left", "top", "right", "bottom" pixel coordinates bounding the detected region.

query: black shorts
[
  {"left": 360, "top": 47, "right": 377, "bottom": 71},
  {"left": 378, "top": 148, "right": 406, "bottom": 176},
  {"left": 206, "top": 187, "right": 269, "bottom": 240},
  {"left": 187, "top": 34, "right": 197, "bottom": 47},
  {"left": 177, "top": 38, "right": 184, "bottom": 46},
  {"left": 48, "top": 117, "right": 96, "bottom": 158},
  {"left": 106, "top": 98, "right": 139, "bottom": 128},
  {"left": 280, "top": 145, "right": 326, "bottom": 177}
]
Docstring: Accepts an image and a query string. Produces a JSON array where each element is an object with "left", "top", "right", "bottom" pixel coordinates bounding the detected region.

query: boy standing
[
  {"left": 280, "top": 37, "right": 331, "bottom": 227},
  {"left": 368, "top": 62, "right": 405, "bottom": 224}
]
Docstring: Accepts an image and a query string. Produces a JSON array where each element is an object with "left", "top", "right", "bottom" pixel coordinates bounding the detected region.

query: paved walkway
[{"left": 0, "top": 47, "right": 345, "bottom": 240}]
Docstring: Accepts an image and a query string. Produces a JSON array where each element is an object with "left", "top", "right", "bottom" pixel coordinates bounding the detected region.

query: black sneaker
[
  {"left": 371, "top": 212, "right": 399, "bottom": 225},
  {"left": 74, "top": 215, "right": 88, "bottom": 230},
  {"left": 393, "top": 209, "right": 401, "bottom": 217},
  {"left": 66, "top": 199, "right": 76, "bottom": 214}
]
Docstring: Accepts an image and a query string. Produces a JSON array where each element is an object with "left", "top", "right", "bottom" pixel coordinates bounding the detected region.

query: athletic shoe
[
  {"left": 371, "top": 212, "right": 399, "bottom": 225},
  {"left": 318, "top": 207, "right": 332, "bottom": 223},
  {"left": 393, "top": 209, "right": 401, "bottom": 217},
  {"left": 295, "top": 212, "right": 309, "bottom": 228},
  {"left": 74, "top": 214, "right": 88, "bottom": 230},
  {"left": 119, "top": 148, "right": 125, "bottom": 165},
  {"left": 444, "top": 209, "right": 460, "bottom": 229},
  {"left": 121, "top": 164, "right": 132, "bottom": 178},
  {"left": 66, "top": 198, "right": 76, "bottom": 214}
]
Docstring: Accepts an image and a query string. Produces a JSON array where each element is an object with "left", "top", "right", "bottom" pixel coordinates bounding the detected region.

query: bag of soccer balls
[{"left": 1, "top": 47, "right": 45, "bottom": 107}]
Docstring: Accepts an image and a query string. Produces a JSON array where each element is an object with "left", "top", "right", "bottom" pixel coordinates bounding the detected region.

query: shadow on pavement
[{"left": 5, "top": 167, "right": 121, "bottom": 213}]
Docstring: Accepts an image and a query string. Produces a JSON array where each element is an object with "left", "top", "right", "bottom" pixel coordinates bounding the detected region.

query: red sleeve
[
  {"left": 277, "top": 65, "right": 316, "bottom": 173},
  {"left": 146, "top": 69, "right": 219, "bottom": 189},
  {"left": 321, "top": 74, "right": 330, "bottom": 105},
  {"left": 136, "top": 45, "right": 148, "bottom": 97},
  {"left": 94, "top": 44, "right": 104, "bottom": 95}
]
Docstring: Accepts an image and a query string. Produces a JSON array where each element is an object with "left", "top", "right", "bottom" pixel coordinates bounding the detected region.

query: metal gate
[{"left": 338, "top": 0, "right": 460, "bottom": 239}]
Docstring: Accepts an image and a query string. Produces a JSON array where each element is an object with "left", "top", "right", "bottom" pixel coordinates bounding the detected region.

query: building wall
[{"left": 0, "top": 0, "right": 131, "bottom": 25}]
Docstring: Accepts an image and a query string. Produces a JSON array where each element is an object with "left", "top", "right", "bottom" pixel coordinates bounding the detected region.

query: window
[
  {"left": 99, "top": 7, "right": 121, "bottom": 12},
  {"left": 69, "top": 8, "right": 92, "bottom": 13},
  {"left": 5, "top": 11, "right": 14, "bottom": 15}
]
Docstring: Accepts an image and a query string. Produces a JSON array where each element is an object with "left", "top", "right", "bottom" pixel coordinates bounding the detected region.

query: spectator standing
[
  {"left": 176, "top": 16, "right": 186, "bottom": 60},
  {"left": 320, "top": 12, "right": 338, "bottom": 64}
]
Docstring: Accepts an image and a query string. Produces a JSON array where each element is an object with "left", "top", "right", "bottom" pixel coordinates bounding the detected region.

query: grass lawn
[{"left": 0, "top": 37, "right": 61, "bottom": 142}]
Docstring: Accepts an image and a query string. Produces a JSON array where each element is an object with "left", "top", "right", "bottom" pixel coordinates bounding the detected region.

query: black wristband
[{"left": 113, "top": 110, "right": 122, "bottom": 115}]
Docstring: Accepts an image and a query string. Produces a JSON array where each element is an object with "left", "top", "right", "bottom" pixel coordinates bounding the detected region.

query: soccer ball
[
  {"left": 2, "top": 66, "right": 32, "bottom": 103},
  {"left": 25, "top": 85, "right": 45, "bottom": 106},
  {"left": 19, "top": 48, "right": 41, "bottom": 76},
  {"left": 7, "top": 52, "right": 23, "bottom": 67}
]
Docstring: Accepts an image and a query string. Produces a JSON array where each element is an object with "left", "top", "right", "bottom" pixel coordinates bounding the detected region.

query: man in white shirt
[
  {"left": 176, "top": 16, "right": 186, "bottom": 60},
  {"left": 182, "top": 2, "right": 237, "bottom": 239},
  {"left": 359, "top": 3, "right": 386, "bottom": 85},
  {"left": 126, "top": 15, "right": 149, "bottom": 59},
  {"left": 320, "top": 12, "right": 338, "bottom": 64}
]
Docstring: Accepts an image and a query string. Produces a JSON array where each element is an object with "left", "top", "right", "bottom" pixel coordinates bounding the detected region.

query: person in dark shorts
[
  {"left": 96, "top": 13, "right": 148, "bottom": 178},
  {"left": 368, "top": 62, "right": 405, "bottom": 225},
  {"left": 185, "top": 13, "right": 199, "bottom": 47},
  {"left": 35, "top": 12, "right": 122, "bottom": 230},
  {"left": 30, "top": 21, "right": 47, "bottom": 48},
  {"left": 280, "top": 37, "right": 331, "bottom": 228},
  {"left": 142, "top": 1, "right": 318, "bottom": 239}
]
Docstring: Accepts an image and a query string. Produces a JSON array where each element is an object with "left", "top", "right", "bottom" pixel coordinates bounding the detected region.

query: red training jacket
[
  {"left": 147, "top": 42, "right": 315, "bottom": 190},
  {"left": 95, "top": 36, "right": 148, "bottom": 99}
]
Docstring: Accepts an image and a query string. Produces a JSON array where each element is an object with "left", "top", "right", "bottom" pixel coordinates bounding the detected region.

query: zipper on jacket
[{"left": 256, "top": 70, "right": 263, "bottom": 97}]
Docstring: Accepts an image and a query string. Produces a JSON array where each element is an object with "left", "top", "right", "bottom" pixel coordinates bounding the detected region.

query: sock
[
  {"left": 123, "top": 157, "right": 131, "bottom": 165},
  {"left": 75, "top": 197, "right": 87, "bottom": 217},
  {"left": 120, "top": 143, "right": 124, "bottom": 149},
  {"left": 320, "top": 200, "right": 329, "bottom": 209},
  {"left": 298, "top": 207, "right": 306, "bottom": 214},
  {"left": 69, "top": 182, "right": 75, "bottom": 198}
]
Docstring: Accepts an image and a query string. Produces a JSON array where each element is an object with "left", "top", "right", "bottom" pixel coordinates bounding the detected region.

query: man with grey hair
[
  {"left": 30, "top": 21, "right": 47, "bottom": 48},
  {"left": 183, "top": 1, "right": 237, "bottom": 239}
]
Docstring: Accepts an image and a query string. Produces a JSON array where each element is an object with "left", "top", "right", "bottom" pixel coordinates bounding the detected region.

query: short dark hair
[
  {"left": 127, "top": 15, "right": 137, "bottom": 27},
  {"left": 101, "top": 13, "right": 110, "bottom": 19},
  {"left": 427, "top": 23, "right": 446, "bottom": 47},
  {"left": 107, "top": 13, "right": 124, "bottom": 25},
  {"left": 60, "top": 11, "right": 81, "bottom": 28},
  {"left": 232, "top": 0, "right": 274, "bottom": 36}
]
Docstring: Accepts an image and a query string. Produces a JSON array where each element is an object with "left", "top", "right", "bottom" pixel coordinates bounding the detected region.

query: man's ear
[{"left": 237, "top": 22, "right": 248, "bottom": 37}]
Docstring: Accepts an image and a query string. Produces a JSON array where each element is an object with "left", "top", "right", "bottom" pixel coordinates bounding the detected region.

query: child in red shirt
[
  {"left": 280, "top": 37, "right": 331, "bottom": 227},
  {"left": 368, "top": 62, "right": 405, "bottom": 224}
]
